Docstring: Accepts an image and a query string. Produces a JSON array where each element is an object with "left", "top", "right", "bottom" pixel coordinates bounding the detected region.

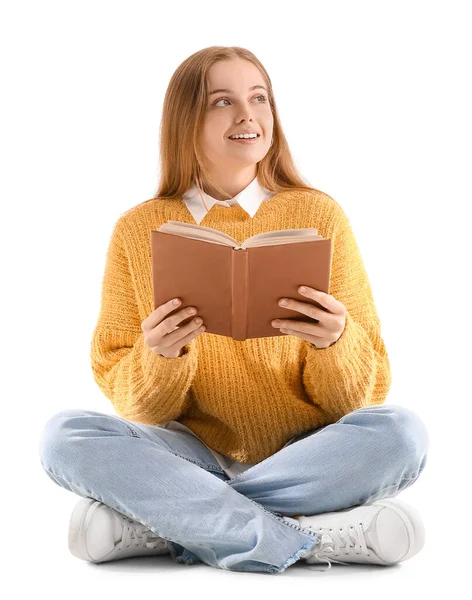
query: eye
[
  {"left": 213, "top": 98, "right": 230, "bottom": 107},
  {"left": 255, "top": 95, "right": 267, "bottom": 104},
  {"left": 212, "top": 95, "right": 268, "bottom": 107}
]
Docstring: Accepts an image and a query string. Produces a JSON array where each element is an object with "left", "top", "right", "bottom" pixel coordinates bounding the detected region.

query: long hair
[{"left": 153, "top": 46, "right": 317, "bottom": 202}]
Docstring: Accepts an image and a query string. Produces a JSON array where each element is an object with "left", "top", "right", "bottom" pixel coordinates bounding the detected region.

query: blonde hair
[{"left": 153, "top": 46, "right": 318, "bottom": 202}]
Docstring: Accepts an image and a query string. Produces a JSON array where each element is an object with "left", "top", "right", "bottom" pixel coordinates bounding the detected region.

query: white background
[{"left": 2, "top": 0, "right": 469, "bottom": 595}]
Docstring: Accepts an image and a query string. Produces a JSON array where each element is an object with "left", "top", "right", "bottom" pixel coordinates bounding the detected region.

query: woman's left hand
[{"left": 271, "top": 285, "right": 347, "bottom": 349}]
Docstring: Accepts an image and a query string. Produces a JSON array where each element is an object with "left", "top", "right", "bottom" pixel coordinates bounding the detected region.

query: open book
[{"left": 150, "top": 220, "right": 332, "bottom": 341}]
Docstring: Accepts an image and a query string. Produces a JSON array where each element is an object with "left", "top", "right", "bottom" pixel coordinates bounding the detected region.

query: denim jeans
[{"left": 38, "top": 404, "right": 429, "bottom": 574}]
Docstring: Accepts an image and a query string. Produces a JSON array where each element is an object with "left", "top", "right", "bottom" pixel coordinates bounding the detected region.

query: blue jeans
[{"left": 38, "top": 404, "right": 429, "bottom": 574}]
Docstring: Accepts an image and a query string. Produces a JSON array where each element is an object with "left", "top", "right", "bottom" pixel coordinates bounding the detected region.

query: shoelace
[
  {"left": 303, "top": 521, "right": 370, "bottom": 571},
  {"left": 118, "top": 516, "right": 167, "bottom": 551}
]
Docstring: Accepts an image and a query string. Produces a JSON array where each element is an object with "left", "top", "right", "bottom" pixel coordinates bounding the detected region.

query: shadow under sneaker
[
  {"left": 68, "top": 497, "right": 170, "bottom": 563},
  {"left": 296, "top": 497, "right": 425, "bottom": 570}
]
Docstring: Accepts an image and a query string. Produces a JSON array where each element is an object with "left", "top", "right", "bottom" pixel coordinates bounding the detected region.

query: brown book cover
[{"left": 150, "top": 220, "right": 332, "bottom": 341}]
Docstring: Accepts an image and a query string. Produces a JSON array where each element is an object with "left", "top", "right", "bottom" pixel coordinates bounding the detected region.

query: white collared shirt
[{"left": 182, "top": 175, "right": 276, "bottom": 225}]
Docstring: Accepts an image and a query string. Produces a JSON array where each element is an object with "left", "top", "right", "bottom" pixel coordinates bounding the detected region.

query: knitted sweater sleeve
[
  {"left": 89, "top": 217, "right": 199, "bottom": 424},
  {"left": 302, "top": 204, "right": 392, "bottom": 422}
]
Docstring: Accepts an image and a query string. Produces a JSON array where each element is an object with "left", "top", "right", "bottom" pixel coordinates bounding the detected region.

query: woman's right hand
[{"left": 141, "top": 298, "right": 206, "bottom": 359}]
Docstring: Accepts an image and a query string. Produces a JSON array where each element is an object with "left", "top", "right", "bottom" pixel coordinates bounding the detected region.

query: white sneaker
[
  {"left": 68, "top": 497, "right": 170, "bottom": 563},
  {"left": 296, "top": 498, "right": 425, "bottom": 570}
]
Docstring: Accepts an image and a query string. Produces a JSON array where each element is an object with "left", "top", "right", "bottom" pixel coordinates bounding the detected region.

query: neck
[{"left": 200, "top": 165, "right": 257, "bottom": 200}]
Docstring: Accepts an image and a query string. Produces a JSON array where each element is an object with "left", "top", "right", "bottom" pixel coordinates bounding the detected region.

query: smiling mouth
[
  {"left": 227, "top": 135, "right": 261, "bottom": 145},
  {"left": 228, "top": 134, "right": 261, "bottom": 139}
]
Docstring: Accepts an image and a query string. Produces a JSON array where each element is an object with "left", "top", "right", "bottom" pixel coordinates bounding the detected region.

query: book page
[
  {"left": 157, "top": 221, "right": 324, "bottom": 248},
  {"left": 159, "top": 221, "right": 237, "bottom": 246},
  {"left": 242, "top": 228, "right": 320, "bottom": 248}
]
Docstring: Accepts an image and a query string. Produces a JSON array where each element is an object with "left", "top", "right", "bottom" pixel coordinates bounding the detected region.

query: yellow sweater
[{"left": 90, "top": 189, "right": 391, "bottom": 463}]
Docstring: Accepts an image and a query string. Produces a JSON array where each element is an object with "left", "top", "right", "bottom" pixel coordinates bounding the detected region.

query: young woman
[{"left": 38, "top": 46, "right": 429, "bottom": 574}]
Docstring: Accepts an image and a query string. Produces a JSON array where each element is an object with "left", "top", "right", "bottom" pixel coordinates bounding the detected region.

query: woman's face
[{"left": 199, "top": 59, "right": 274, "bottom": 172}]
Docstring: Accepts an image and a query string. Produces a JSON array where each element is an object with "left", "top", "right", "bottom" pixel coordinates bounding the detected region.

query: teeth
[{"left": 230, "top": 133, "right": 258, "bottom": 139}]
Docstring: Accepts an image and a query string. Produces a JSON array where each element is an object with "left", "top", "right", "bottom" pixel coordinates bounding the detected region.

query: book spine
[{"left": 231, "top": 247, "right": 248, "bottom": 340}]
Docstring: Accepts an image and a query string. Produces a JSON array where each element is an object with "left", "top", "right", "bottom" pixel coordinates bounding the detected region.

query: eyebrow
[{"left": 208, "top": 85, "right": 268, "bottom": 96}]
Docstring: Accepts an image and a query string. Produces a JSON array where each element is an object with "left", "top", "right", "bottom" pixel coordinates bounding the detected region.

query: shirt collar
[{"left": 182, "top": 176, "right": 276, "bottom": 225}]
